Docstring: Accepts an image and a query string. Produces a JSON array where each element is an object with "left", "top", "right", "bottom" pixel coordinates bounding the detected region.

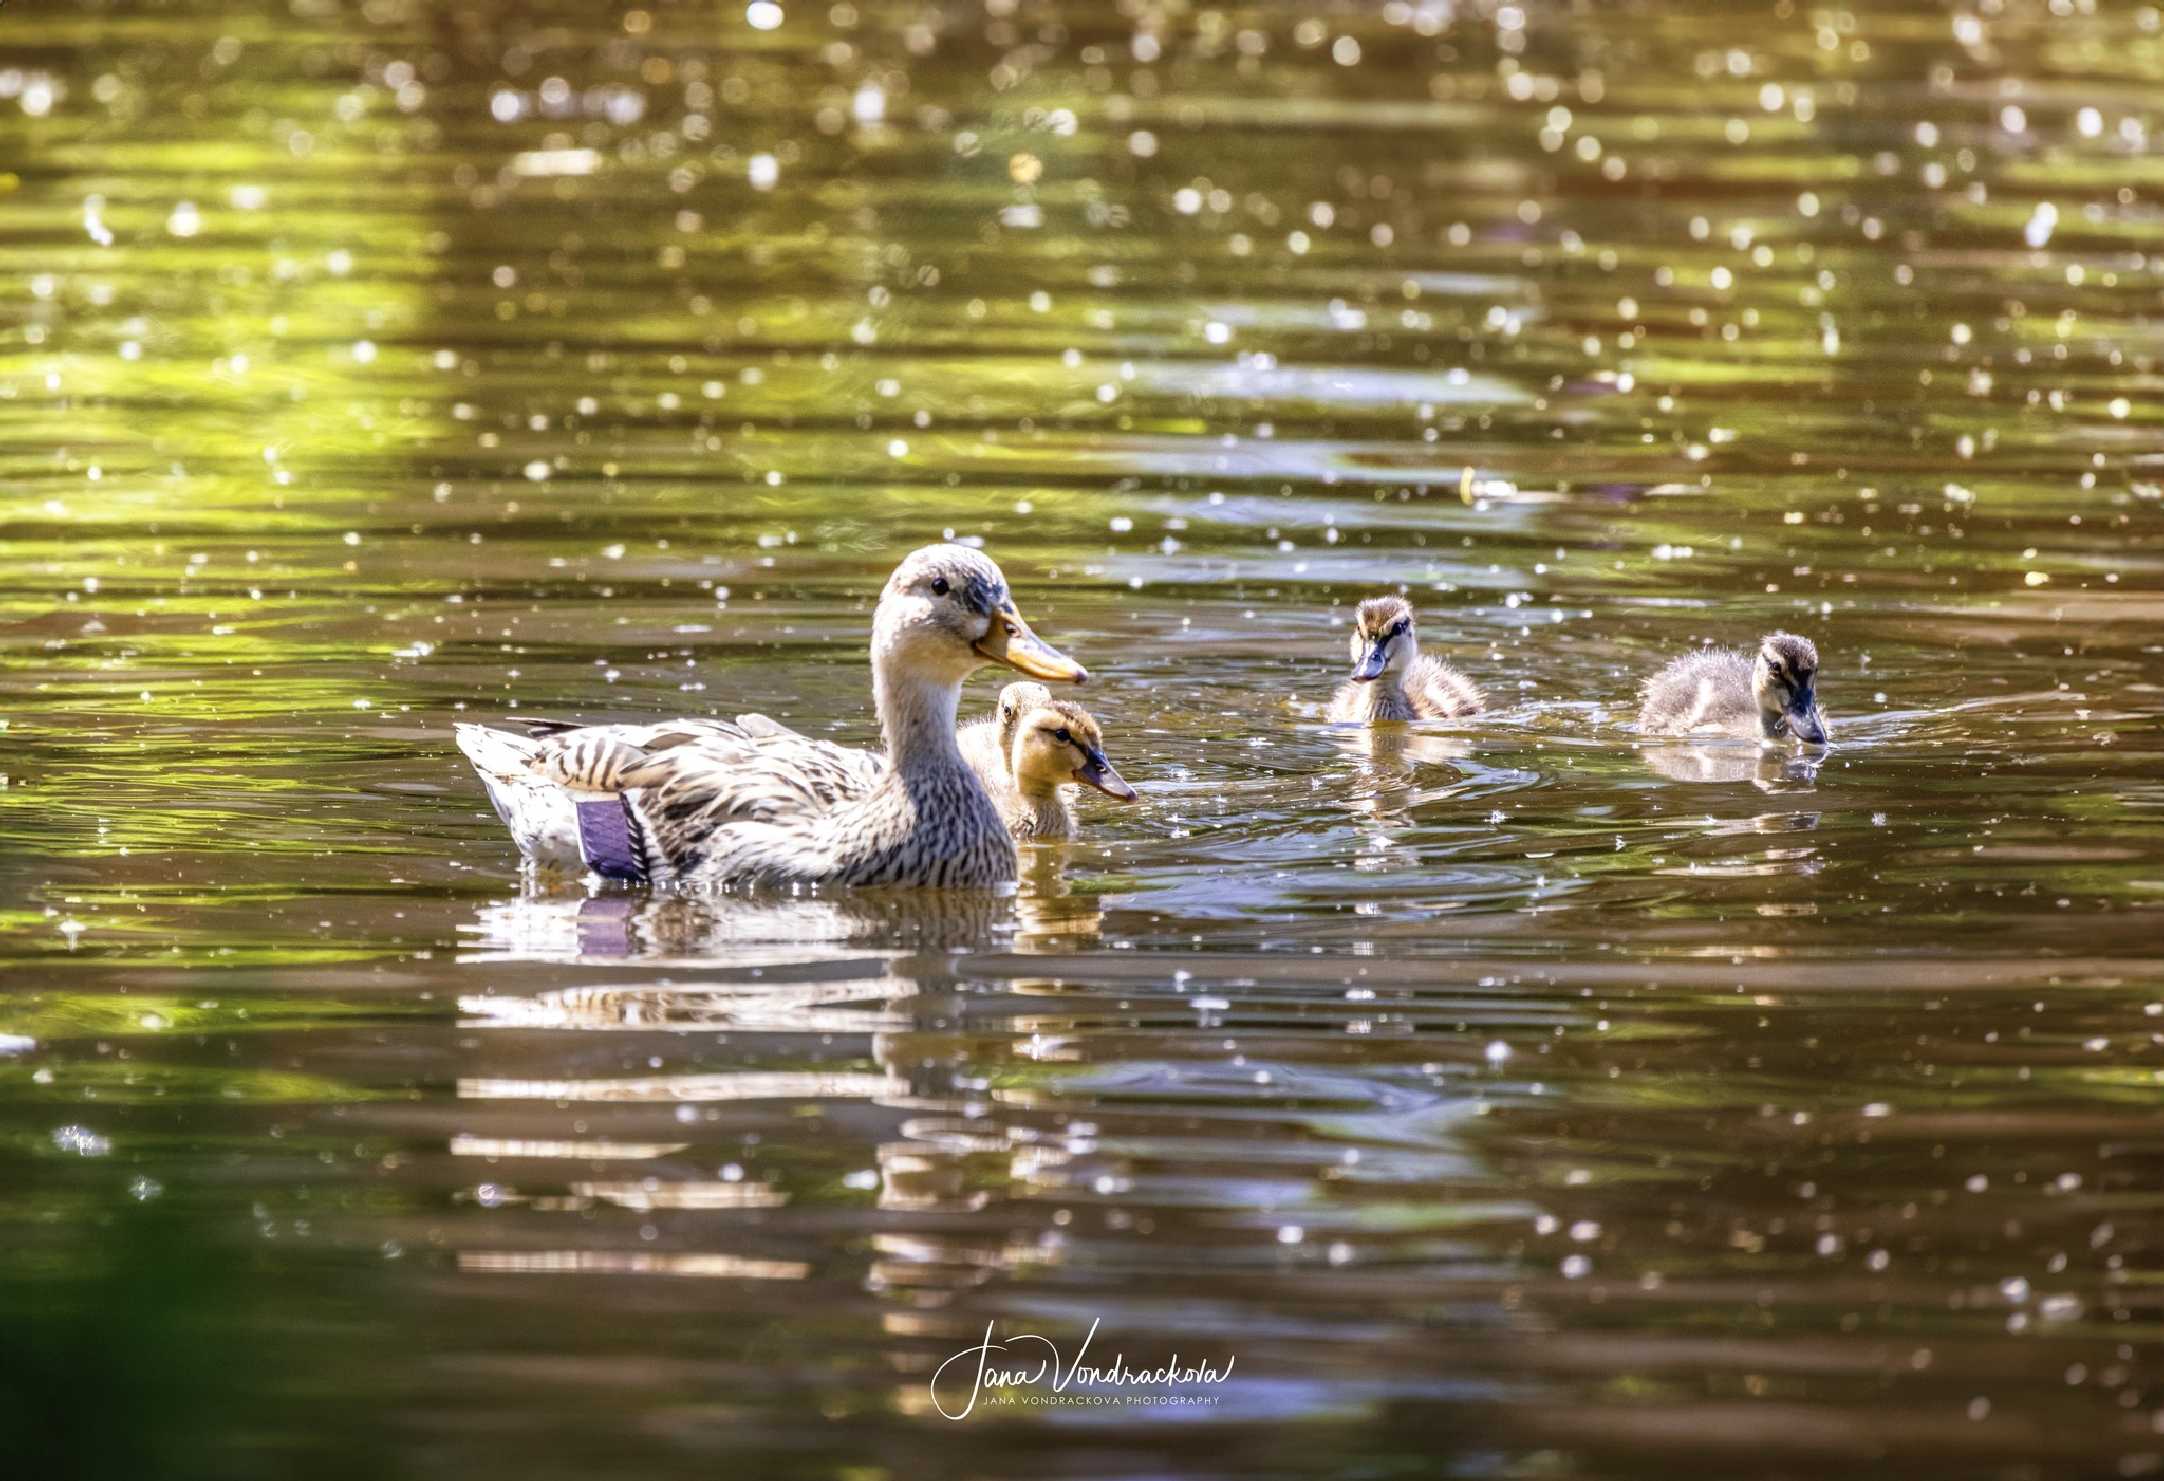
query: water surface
[{"left": 4, "top": 2, "right": 2163, "bottom": 1476}]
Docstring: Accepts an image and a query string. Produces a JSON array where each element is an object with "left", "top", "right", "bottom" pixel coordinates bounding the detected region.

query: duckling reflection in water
[
  {"left": 958, "top": 681, "right": 1137, "bottom": 841},
  {"left": 1637, "top": 633, "right": 1829, "bottom": 745},
  {"left": 1332, "top": 722, "right": 1476, "bottom": 823},
  {"left": 1326, "top": 596, "right": 1485, "bottom": 723},
  {"left": 1640, "top": 743, "right": 1826, "bottom": 788}
]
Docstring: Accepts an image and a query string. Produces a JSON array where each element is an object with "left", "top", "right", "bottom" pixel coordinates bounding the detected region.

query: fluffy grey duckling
[
  {"left": 455, "top": 544, "right": 1089, "bottom": 889},
  {"left": 1325, "top": 595, "right": 1485, "bottom": 723},
  {"left": 1637, "top": 633, "right": 1829, "bottom": 745},
  {"left": 958, "top": 681, "right": 1137, "bottom": 840}
]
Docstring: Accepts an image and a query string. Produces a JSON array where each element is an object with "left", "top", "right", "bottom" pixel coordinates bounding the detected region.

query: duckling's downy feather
[
  {"left": 1636, "top": 649, "right": 1762, "bottom": 736},
  {"left": 955, "top": 714, "right": 1060, "bottom": 836},
  {"left": 1638, "top": 635, "right": 1829, "bottom": 743},
  {"left": 956, "top": 689, "right": 1106, "bottom": 840},
  {"left": 1325, "top": 595, "right": 1485, "bottom": 724},
  {"left": 1327, "top": 655, "right": 1483, "bottom": 723}
]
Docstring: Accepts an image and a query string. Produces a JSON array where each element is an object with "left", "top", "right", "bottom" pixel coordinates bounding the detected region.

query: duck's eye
[
  {"left": 1054, "top": 727, "right": 1072, "bottom": 745},
  {"left": 930, "top": 576, "right": 950, "bottom": 597}
]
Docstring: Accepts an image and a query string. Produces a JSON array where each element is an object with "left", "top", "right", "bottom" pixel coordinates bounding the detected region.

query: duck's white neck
[{"left": 875, "top": 651, "right": 967, "bottom": 773}]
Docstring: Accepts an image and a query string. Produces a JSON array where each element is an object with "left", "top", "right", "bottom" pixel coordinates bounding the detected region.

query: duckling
[
  {"left": 1326, "top": 596, "right": 1485, "bottom": 723},
  {"left": 958, "top": 681, "right": 1137, "bottom": 839},
  {"left": 1637, "top": 633, "right": 1829, "bottom": 745},
  {"left": 455, "top": 544, "right": 1089, "bottom": 889}
]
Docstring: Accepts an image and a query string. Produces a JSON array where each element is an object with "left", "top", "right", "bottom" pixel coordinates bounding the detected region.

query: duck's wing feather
[
  {"left": 460, "top": 719, "right": 760, "bottom": 874},
  {"left": 527, "top": 717, "right": 894, "bottom": 881},
  {"left": 512, "top": 715, "right": 884, "bottom": 805},
  {"left": 725, "top": 713, "right": 889, "bottom": 803},
  {"left": 522, "top": 714, "right": 760, "bottom": 750},
  {"left": 462, "top": 712, "right": 893, "bottom": 881}
]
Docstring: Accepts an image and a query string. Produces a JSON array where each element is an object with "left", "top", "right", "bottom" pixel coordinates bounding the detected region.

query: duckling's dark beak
[
  {"left": 976, "top": 600, "right": 1088, "bottom": 684},
  {"left": 1785, "top": 691, "right": 1827, "bottom": 746},
  {"left": 1073, "top": 749, "right": 1137, "bottom": 802},
  {"left": 1349, "top": 640, "right": 1389, "bottom": 683}
]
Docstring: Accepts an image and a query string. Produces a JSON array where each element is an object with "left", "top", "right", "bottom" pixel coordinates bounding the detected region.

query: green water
[{"left": 4, "top": 1, "right": 2163, "bottom": 1476}]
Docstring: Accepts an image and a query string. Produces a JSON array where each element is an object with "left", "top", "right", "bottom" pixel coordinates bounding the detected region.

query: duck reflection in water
[{"left": 459, "top": 850, "right": 1102, "bottom": 967}]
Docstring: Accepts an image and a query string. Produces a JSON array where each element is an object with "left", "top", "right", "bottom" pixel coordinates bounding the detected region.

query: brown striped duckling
[
  {"left": 1637, "top": 633, "right": 1829, "bottom": 746},
  {"left": 1326, "top": 595, "right": 1485, "bottom": 724},
  {"left": 959, "top": 681, "right": 1137, "bottom": 840}
]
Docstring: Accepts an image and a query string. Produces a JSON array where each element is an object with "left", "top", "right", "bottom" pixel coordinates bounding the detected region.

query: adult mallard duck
[
  {"left": 958, "top": 681, "right": 1137, "bottom": 840},
  {"left": 454, "top": 544, "right": 1088, "bottom": 888},
  {"left": 1637, "top": 633, "right": 1829, "bottom": 745},
  {"left": 1326, "top": 595, "right": 1485, "bottom": 723}
]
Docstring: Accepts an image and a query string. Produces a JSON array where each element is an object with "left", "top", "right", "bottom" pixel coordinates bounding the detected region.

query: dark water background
[{"left": 4, "top": 1, "right": 2163, "bottom": 1476}]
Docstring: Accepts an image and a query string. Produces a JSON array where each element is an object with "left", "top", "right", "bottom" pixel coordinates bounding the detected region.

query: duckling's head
[
  {"left": 996, "top": 681, "right": 1055, "bottom": 751},
  {"left": 1752, "top": 633, "right": 1826, "bottom": 745},
  {"left": 1008, "top": 692, "right": 1137, "bottom": 801},
  {"left": 1346, "top": 595, "right": 1418, "bottom": 682},
  {"left": 875, "top": 544, "right": 1087, "bottom": 687}
]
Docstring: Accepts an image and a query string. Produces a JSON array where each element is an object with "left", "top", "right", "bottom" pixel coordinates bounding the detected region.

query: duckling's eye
[
  {"left": 930, "top": 576, "right": 950, "bottom": 597},
  {"left": 1054, "top": 727, "right": 1073, "bottom": 745}
]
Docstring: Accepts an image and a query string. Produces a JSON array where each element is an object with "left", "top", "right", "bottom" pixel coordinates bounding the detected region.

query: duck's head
[
  {"left": 875, "top": 544, "right": 1087, "bottom": 686},
  {"left": 1752, "top": 633, "right": 1826, "bottom": 745},
  {"left": 1002, "top": 684, "right": 1137, "bottom": 801},
  {"left": 1346, "top": 595, "right": 1417, "bottom": 682}
]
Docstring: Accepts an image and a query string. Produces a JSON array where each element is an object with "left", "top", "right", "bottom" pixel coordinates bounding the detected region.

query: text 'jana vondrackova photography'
[{"left": 3, "top": 2, "right": 2161, "bottom": 1478}]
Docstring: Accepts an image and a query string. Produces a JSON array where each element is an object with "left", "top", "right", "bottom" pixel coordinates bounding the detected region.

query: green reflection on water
[{"left": 4, "top": 0, "right": 2164, "bottom": 1476}]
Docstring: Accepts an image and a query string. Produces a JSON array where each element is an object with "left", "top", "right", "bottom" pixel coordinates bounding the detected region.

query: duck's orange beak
[{"left": 974, "top": 599, "right": 1088, "bottom": 684}]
